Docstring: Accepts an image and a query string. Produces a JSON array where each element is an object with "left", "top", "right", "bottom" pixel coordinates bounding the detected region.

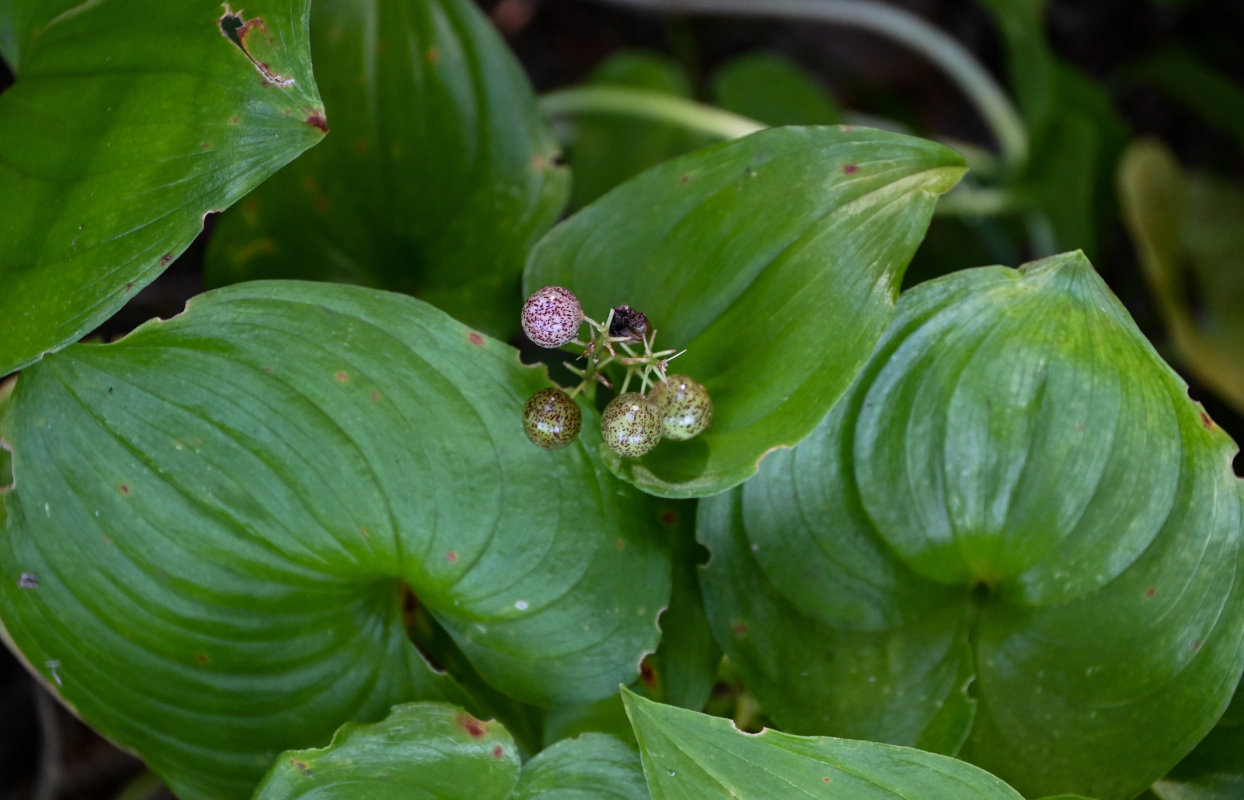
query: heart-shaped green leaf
[
  {"left": 0, "top": 282, "right": 669, "bottom": 799},
  {"left": 510, "top": 733, "right": 648, "bottom": 800},
  {"left": 0, "top": 0, "right": 325, "bottom": 375},
  {"left": 204, "top": 0, "right": 568, "bottom": 338},
  {"left": 698, "top": 252, "right": 1244, "bottom": 799},
  {"left": 253, "top": 702, "right": 521, "bottom": 800},
  {"left": 525, "top": 125, "right": 965, "bottom": 497},
  {"left": 621, "top": 688, "right": 1024, "bottom": 799},
  {"left": 253, "top": 703, "right": 645, "bottom": 800}
]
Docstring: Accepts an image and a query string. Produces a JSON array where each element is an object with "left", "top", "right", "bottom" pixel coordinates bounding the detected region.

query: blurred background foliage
[{"left": 1, "top": 0, "right": 1242, "bottom": 797}]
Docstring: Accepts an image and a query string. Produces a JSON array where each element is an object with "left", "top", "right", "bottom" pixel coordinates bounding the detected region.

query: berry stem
[{"left": 544, "top": 302, "right": 686, "bottom": 403}]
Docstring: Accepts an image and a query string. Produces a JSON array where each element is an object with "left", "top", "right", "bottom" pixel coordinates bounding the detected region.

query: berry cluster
[{"left": 520, "top": 286, "right": 712, "bottom": 457}]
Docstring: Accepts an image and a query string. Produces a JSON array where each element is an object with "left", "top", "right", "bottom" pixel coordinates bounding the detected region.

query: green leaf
[
  {"left": 253, "top": 705, "right": 645, "bottom": 800},
  {"left": 562, "top": 51, "right": 709, "bottom": 211},
  {"left": 696, "top": 487, "right": 975, "bottom": 755},
  {"left": 511, "top": 733, "right": 648, "bottom": 800},
  {"left": 621, "top": 688, "right": 1024, "bottom": 799},
  {"left": 0, "top": 0, "right": 325, "bottom": 375},
  {"left": 649, "top": 500, "right": 720, "bottom": 711},
  {"left": 542, "top": 693, "right": 637, "bottom": 752},
  {"left": 1129, "top": 49, "right": 1244, "bottom": 154},
  {"left": 697, "top": 252, "right": 1244, "bottom": 799},
  {"left": 525, "top": 125, "right": 965, "bottom": 497},
  {"left": 253, "top": 702, "right": 521, "bottom": 800},
  {"left": 205, "top": 0, "right": 568, "bottom": 338},
  {"left": 1152, "top": 674, "right": 1244, "bottom": 800},
  {"left": 711, "top": 51, "right": 841, "bottom": 127},
  {"left": 0, "top": 282, "right": 669, "bottom": 799},
  {"left": 977, "top": 0, "right": 1129, "bottom": 258},
  {"left": 1118, "top": 139, "right": 1244, "bottom": 414}
]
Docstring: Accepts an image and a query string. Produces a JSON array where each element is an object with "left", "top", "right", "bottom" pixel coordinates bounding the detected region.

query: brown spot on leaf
[
  {"left": 263, "top": 367, "right": 273, "bottom": 374},
  {"left": 160, "top": 253, "right": 174, "bottom": 266},
  {"left": 218, "top": 5, "right": 296, "bottom": 87},
  {"left": 369, "top": 391, "right": 380, "bottom": 402},
  {"left": 1146, "top": 587, "right": 1155, "bottom": 597},
  {"left": 124, "top": 282, "right": 135, "bottom": 292},
  {"left": 446, "top": 550, "right": 458, "bottom": 563},
  {"left": 1192, "top": 640, "right": 1202, "bottom": 651},
  {"left": 335, "top": 371, "right": 349, "bottom": 383},
  {"left": 359, "top": 527, "right": 370, "bottom": 539},
  {"left": 640, "top": 660, "right": 658, "bottom": 689},
  {"left": 306, "top": 112, "right": 329, "bottom": 133},
  {"left": 659, "top": 508, "right": 678, "bottom": 526},
  {"left": 230, "top": 115, "right": 240, "bottom": 124},
  {"left": 354, "top": 139, "right": 369, "bottom": 156},
  {"left": 290, "top": 758, "right": 313, "bottom": 776},
  {"left": 425, "top": 45, "right": 439, "bottom": 64},
  {"left": 492, "top": 745, "right": 505, "bottom": 759},
  {"left": 732, "top": 622, "right": 748, "bottom": 637},
  {"left": 195, "top": 652, "right": 209, "bottom": 664},
  {"left": 119, "top": 484, "right": 131, "bottom": 495},
  {"left": 842, "top": 163, "right": 859, "bottom": 174},
  {"left": 457, "top": 713, "right": 488, "bottom": 738},
  {"left": 616, "top": 538, "right": 626, "bottom": 551},
  {"left": 468, "top": 331, "right": 485, "bottom": 346},
  {"left": 313, "top": 194, "right": 329, "bottom": 213},
  {"left": 1200, "top": 411, "right": 1215, "bottom": 429},
  {"left": 679, "top": 174, "right": 690, "bottom": 184}
]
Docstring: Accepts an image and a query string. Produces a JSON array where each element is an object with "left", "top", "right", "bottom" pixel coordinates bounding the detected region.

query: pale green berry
[
  {"left": 523, "top": 388, "right": 581, "bottom": 450},
  {"left": 601, "top": 392, "right": 663, "bottom": 457},
  {"left": 522, "top": 286, "right": 583, "bottom": 348},
  {"left": 649, "top": 375, "right": 712, "bottom": 440}
]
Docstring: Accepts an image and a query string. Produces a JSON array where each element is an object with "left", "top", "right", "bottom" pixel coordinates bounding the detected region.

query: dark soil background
[{"left": 1, "top": 1, "right": 1242, "bottom": 797}]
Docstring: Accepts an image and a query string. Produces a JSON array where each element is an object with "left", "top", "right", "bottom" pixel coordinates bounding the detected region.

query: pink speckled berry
[
  {"left": 523, "top": 388, "right": 581, "bottom": 450},
  {"left": 601, "top": 392, "right": 662, "bottom": 457},
  {"left": 521, "top": 286, "right": 583, "bottom": 348},
  {"left": 649, "top": 374, "right": 712, "bottom": 440}
]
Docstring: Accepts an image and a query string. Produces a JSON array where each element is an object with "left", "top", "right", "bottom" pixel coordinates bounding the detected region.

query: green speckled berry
[
  {"left": 649, "top": 374, "right": 712, "bottom": 440},
  {"left": 523, "top": 388, "right": 581, "bottom": 450},
  {"left": 601, "top": 392, "right": 662, "bottom": 457}
]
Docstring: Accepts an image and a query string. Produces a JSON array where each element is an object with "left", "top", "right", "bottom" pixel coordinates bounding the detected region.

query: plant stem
[
  {"left": 582, "top": 0, "right": 1029, "bottom": 171},
  {"left": 540, "top": 86, "right": 765, "bottom": 140},
  {"left": 934, "top": 186, "right": 1017, "bottom": 217}
]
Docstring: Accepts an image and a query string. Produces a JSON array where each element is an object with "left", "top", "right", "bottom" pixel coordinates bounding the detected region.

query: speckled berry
[
  {"left": 522, "top": 286, "right": 583, "bottom": 348},
  {"left": 523, "top": 388, "right": 581, "bottom": 450},
  {"left": 649, "top": 374, "right": 712, "bottom": 441},
  {"left": 601, "top": 392, "right": 663, "bottom": 457}
]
